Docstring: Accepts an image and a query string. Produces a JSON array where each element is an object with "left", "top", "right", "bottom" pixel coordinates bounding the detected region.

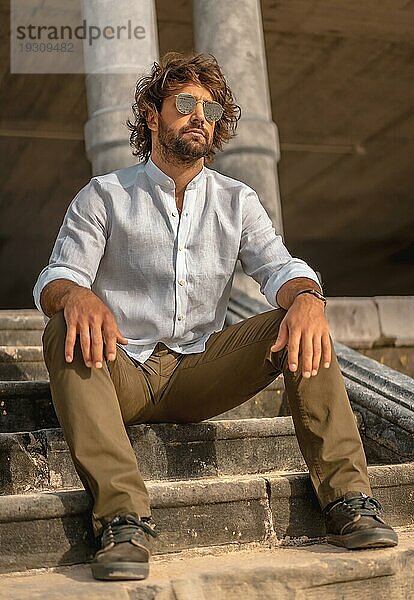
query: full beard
[{"left": 156, "top": 118, "right": 212, "bottom": 167}]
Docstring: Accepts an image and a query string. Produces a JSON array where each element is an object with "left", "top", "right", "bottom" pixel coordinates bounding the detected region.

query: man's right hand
[{"left": 40, "top": 280, "right": 128, "bottom": 368}]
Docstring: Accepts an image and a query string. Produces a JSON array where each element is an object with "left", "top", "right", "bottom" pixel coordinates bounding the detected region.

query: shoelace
[
  {"left": 102, "top": 515, "right": 158, "bottom": 549},
  {"left": 330, "top": 494, "right": 382, "bottom": 517}
]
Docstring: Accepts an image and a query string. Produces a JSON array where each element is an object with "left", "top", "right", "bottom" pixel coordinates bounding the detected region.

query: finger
[
  {"left": 321, "top": 332, "right": 332, "bottom": 368},
  {"left": 116, "top": 330, "right": 128, "bottom": 345},
  {"left": 79, "top": 326, "right": 92, "bottom": 368},
  {"left": 103, "top": 326, "right": 118, "bottom": 362},
  {"left": 90, "top": 322, "right": 104, "bottom": 368},
  {"left": 300, "top": 332, "right": 313, "bottom": 378},
  {"left": 287, "top": 328, "right": 301, "bottom": 373},
  {"left": 271, "top": 319, "right": 288, "bottom": 352},
  {"left": 64, "top": 323, "right": 77, "bottom": 363},
  {"left": 311, "top": 336, "right": 322, "bottom": 376}
]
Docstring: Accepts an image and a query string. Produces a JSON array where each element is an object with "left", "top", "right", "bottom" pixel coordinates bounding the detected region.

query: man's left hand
[{"left": 270, "top": 294, "right": 331, "bottom": 378}]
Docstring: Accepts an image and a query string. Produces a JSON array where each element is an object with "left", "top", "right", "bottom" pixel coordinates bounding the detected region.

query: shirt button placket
[{"left": 175, "top": 194, "right": 190, "bottom": 336}]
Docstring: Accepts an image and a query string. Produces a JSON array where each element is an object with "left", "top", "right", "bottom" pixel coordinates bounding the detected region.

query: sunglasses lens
[
  {"left": 175, "top": 94, "right": 224, "bottom": 121},
  {"left": 204, "top": 101, "right": 224, "bottom": 122},
  {"left": 176, "top": 93, "right": 196, "bottom": 114}
]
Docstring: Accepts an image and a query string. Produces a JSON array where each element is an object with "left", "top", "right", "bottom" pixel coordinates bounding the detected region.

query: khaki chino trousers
[{"left": 43, "top": 309, "right": 372, "bottom": 535}]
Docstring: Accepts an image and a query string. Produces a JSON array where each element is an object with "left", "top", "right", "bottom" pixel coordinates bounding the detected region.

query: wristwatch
[{"left": 294, "top": 289, "right": 327, "bottom": 306}]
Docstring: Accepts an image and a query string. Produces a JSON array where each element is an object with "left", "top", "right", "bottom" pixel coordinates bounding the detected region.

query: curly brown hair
[{"left": 126, "top": 52, "right": 241, "bottom": 164}]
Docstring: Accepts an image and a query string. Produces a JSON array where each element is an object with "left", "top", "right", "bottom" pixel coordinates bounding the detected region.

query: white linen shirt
[{"left": 33, "top": 158, "right": 320, "bottom": 363}]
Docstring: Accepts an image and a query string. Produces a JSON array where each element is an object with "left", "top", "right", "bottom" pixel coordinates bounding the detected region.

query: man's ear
[{"left": 146, "top": 107, "right": 159, "bottom": 132}]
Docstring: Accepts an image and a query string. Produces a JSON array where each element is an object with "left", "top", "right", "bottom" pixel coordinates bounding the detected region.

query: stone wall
[{"left": 326, "top": 296, "right": 414, "bottom": 378}]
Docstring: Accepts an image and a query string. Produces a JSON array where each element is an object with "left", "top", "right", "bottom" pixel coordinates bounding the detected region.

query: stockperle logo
[{"left": 10, "top": 0, "right": 158, "bottom": 74}]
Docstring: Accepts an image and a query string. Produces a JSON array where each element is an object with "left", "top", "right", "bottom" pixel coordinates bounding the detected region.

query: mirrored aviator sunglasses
[{"left": 174, "top": 93, "right": 224, "bottom": 122}]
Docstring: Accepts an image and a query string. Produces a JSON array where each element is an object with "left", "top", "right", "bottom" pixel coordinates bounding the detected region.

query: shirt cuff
[
  {"left": 33, "top": 267, "right": 91, "bottom": 315},
  {"left": 263, "top": 261, "right": 322, "bottom": 308}
]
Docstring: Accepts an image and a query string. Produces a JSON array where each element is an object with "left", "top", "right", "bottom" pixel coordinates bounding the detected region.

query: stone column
[
  {"left": 193, "top": 0, "right": 283, "bottom": 235},
  {"left": 82, "top": 0, "right": 159, "bottom": 175}
]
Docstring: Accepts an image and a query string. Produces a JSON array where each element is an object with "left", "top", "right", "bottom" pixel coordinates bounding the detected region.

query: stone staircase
[
  {"left": 0, "top": 309, "right": 413, "bottom": 598},
  {"left": 1, "top": 534, "right": 413, "bottom": 599},
  {"left": 1, "top": 414, "right": 413, "bottom": 586},
  {"left": 0, "top": 310, "right": 46, "bottom": 381}
]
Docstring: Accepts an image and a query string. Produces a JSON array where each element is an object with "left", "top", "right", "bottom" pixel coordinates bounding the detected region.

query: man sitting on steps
[{"left": 33, "top": 52, "right": 398, "bottom": 582}]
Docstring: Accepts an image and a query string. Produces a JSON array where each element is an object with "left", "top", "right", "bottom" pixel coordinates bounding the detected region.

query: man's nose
[{"left": 190, "top": 101, "right": 206, "bottom": 123}]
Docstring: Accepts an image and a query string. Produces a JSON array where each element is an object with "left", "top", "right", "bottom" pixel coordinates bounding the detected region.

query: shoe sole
[
  {"left": 327, "top": 528, "right": 399, "bottom": 550},
  {"left": 91, "top": 561, "right": 149, "bottom": 580}
]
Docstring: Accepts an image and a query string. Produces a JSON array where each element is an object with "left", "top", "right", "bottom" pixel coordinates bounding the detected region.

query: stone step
[
  {"left": 0, "top": 463, "right": 412, "bottom": 573},
  {"left": 0, "top": 310, "right": 44, "bottom": 330},
  {"left": 0, "top": 346, "right": 46, "bottom": 384},
  {"left": 0, "top": 362, "right": 48, "bottom": 381},
  {"left": 0, "top": 381, "right": 58, "bottom": 432},
  {"left": 0, "top": 311, "right": 44, "bottom": 347},
  {"left": 0, "top": 379, "right": 286, "bottom": 433},
  {"left": 0, "top": 346, "right": 43, "bottom": 361},
  {"left": 0, "top": 417, "right": 307, "bottom": 494},
  {"left": 0, "top": 346, "right": 47, "bottom": 381},
  {"left": 0, "top": 330, "right": 43, "bottom": 346},
  {"left": 1, "top": 528, "right": 413, "bottom": 600}
]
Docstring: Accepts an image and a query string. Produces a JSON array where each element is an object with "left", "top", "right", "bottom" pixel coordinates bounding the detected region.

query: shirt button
[
  {"left": 178, "top": 246, "right": 183, "bottom": 251},
  {"left": 178, "top": 279, "right": 185, "bottom": 286},
  {"left": 177, "top": 315, "right": 184, "bottom": 321},
  {"left": 172, "top": 212, "right": 177, "bottom": 217}
]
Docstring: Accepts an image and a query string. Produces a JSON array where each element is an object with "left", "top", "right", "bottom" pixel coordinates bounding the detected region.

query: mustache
[{"left": 181, "top": 127, "right": 208, "bottom": 139}]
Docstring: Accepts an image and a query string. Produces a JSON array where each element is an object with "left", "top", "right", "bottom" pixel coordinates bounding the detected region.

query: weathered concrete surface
[
  {"left": 336, "top": 342, "right": 414, "bottom": 463},
  {"left": 0, "top": 346, "right": 43, "bottom": 361},
  {"left": 0, "top": 382, "right": 58, "bottom": 433},
  {"left": 375, "top": 296, "right": 414, "bottom": 347},
  {"left": 0, "top": 311, "right": 44, "bottom": 330},
  {"left": 0, "top": 475, "right": 270, "bottom": 571},
  {"left": 0, "top": 464, "right": 412, "bottom": 572},
  {"left": 0, "top": 331, "right": 43, "bottom": 346},
  {"left": 268, "top": 463, "right": 414, "bottom": 539},
  {"left": 326, "top": 297, "right": 382, "bottom": 348},
  {"left": 0, "top": 346, "right": 47, "bottom": 381},
  {"left": 326, "top": 296, "right": 414, "bottom": 349},
  {"left": 0, "top": 417, "right": 306, "bottom": 494},
  {"left": 0, "top": 311, "right": 44, "bottom": 346},
  {"left": 0, "top": 362, "right": 48, "bottom": 381},
  {"left": 0, "top": 528, "right": 412, "bottom": 600},
  {"left": 360, "top": 346, "right": 414, "bottom": 379}
]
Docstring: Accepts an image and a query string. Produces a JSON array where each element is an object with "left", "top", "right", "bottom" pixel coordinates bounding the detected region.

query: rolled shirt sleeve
[
  {"left": 239, "top": 189, "right": 321, "bottom": 308},
  {"left": 33, "top": 179, "right": 108, "bottom": 313}
]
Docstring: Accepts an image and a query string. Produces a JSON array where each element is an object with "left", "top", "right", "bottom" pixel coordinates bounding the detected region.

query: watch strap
[{"left": 295, "top": 289, "right": 327, "bottom": 306}]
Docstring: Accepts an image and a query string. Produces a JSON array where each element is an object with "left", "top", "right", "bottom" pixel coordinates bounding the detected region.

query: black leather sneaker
[
  {"left": 91, "top": 514, "right": 157, "bottom": 580},
  {"left": 325, "top": 492, "right": 398, "bottom": 549}
]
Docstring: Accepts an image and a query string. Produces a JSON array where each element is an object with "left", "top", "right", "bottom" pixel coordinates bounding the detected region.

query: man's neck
[{"left": 150, "top": 152, "right": 204, "bottom": 199}]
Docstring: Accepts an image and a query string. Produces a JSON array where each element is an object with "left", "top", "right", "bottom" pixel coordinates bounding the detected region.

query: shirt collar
[{"left": 144, "top": 156, "right": 206, "bottom": 190}]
